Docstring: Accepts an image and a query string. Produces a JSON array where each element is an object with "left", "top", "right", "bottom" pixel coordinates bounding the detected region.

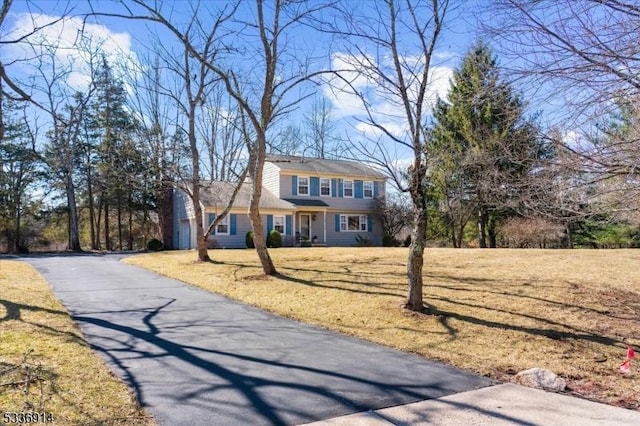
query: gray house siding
[
  {"left": 207, "top": 213, "right": 250, "bottom": 249},
  {"left": 324, "top": 213, "right": 383, "bottom": 246},
  {"left": 280, "top": 174, "right": 385, "bottom": 211},
  {"left": 174, "top": 189, "right": 195, "bottom": 249},
  {"left": 206, "top": 212, "right": 296, "bottom": 249},
  {"left": 174, "top": 157, "right": 387, "bottom": 249}
]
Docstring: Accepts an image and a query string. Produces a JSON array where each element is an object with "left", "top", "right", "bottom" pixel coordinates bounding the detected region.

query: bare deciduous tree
[
  {"left": 374, "top": 192, "right": 412, "bottom": 245},
  {"left": 485, "top": 1, "right": 640, "bottom": 242},
  {"left": 0, "top": 0, "right": 71, "bottom": 139},
  {"left": 197, "top": 87, "right": 246, "bottom": 182},
  {"left": 487, "top": 0, "right": 640, "bottom": 121},
  {"left": 126, "top": 53, "right": 186, "bottom": 249},
  {"left": 303, "top": 97, "right": 339, "bottom": 159},
  {"left": 94, "top": 0, "right": 331, "bottom": 274},
  {"left": 142, "top": 5, "right": 233, "bottom": 261},
  {"left": 321, "top": 0, "right": 450, "bottom": 311}
]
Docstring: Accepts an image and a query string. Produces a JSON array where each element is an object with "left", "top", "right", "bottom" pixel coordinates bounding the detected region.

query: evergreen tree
[
  {"left": 89, "top": 57, "right": 142, "bottom": 250},
  {"left": 429, "top": 42, "right": 543, "bottom": 247},
  {"left": 0, "top": 99, "right": 42, "bottom": 252}
]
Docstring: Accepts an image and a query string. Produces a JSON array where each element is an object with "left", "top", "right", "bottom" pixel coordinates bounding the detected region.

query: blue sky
[{"left": 4, "top": 0, "right": 541, "bottom": 168}]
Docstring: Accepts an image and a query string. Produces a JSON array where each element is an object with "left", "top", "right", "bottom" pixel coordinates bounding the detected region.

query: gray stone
[{"left": 514, "top": 367, "right": 567, "bottom": 391}]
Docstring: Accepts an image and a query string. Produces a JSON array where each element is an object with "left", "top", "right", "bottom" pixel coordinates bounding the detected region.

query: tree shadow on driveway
[{"left": 71, "top": 297, "right": 492, "bottom": 425}]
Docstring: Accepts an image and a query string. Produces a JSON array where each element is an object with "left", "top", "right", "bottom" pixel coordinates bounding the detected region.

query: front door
[{"left": 300, "top": 214, "right": 311, "bottom": 240}]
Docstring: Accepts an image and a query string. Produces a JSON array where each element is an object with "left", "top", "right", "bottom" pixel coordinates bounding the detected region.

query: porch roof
[{"left": 282, "top": 198, "right": 330, "bottom": 207}]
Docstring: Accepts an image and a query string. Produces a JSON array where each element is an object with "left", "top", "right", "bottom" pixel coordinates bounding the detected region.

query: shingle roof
[
  {"left": 282, "top": 198, "right": 330, "bottom": 207},
  {"left": 266, "top": 154, "right": 387, "bottom": 179},
  {"left": 199, "top": 181, "right": 295, "bottom": 210}
]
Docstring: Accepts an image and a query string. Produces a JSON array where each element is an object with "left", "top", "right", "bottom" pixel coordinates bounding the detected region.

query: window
[
  {"left": 340, "top": 214, "right": 368, "bottom": 232},
  {"left": 273, "top": 215, "right": 285, "bottom": 234},
  {"left": 343, "top": 180, "right": 353, "bottom": 197},
  {"left": 320, "top": 178, "right": 331, "bottom": 196},
  {"left": 216, "top": 215, "right": 229, "bottom": 235},
  {"left": 298, "top": 177, "right": 309, "bottom": 195},
  {"left": 363, "top": 181, "right": 374, "bottom": 198}
]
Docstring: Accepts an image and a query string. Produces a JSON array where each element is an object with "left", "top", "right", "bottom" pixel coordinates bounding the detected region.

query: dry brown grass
[
  {"left": 125, "top": 248, "right": 640, "bottom": 409},
  {"left": 0, "top": 260, "right": 153, "bottom": 425}
]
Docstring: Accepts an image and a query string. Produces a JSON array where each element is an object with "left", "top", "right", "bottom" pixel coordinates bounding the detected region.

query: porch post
[{"left": 323, "top": 211, "right": 327, "bottom": 243}]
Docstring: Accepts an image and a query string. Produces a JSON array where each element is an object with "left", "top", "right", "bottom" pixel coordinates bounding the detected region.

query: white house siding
[
  {"left": 262, "top": 162, "right": 282, "bottom": 197},
  {"left": 279, "top": 174, "right": 294, "bottom": 198}
]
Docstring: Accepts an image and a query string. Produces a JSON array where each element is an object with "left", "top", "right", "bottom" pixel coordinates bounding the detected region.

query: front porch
[
  {"left": 283, "top": 199, "right": 330, "bottom": 247},
  {"left": 294, "top": 210, "right": 328, "bottom": 246}
]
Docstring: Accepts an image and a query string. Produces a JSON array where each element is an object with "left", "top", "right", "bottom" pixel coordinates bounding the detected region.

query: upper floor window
[
  {"left": 363, "top": 181, "right": 374, "bottom": 198},
  {"left": 298, "top": 177, "right": 309, "bottom": 195},
  {"left": 273, "top": 215, "right": 285, "bottom": 234},
  {"left": 320, "top": 178, "right": 331, "bottom": 196},
  {"left": 343, "top": 180, "right": 354, "bottom": 197}
]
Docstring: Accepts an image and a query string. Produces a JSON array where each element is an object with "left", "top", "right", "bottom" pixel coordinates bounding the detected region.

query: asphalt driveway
[{"left": 22, "top": 254, "right": 492, "bottom": 425}]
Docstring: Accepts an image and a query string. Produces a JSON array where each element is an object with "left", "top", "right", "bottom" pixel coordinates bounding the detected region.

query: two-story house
[{"left": 172, "top": 154, "right": 386, "bottom": 249}]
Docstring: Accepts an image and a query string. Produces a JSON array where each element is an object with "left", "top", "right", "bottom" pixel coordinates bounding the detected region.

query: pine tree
[
  {"left": 0, "top": 99, "right": 42, "bottom": 252},
  {"left": 429, "top": 42, "right": 543, "bottom": 247},
  {"left": 90, "top": 57, "right": 141, "bottom": 250}
]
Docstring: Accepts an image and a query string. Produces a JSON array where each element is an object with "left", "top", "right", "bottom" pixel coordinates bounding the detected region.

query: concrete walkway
[
  {"left": 21, "top": 254, "right": 640, "bottom": 425},
  {"left": 303, "top": 383, "right": 640, "bottom": 425}
]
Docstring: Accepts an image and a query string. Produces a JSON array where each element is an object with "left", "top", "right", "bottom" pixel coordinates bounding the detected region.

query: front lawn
[
  {"left": 125, "top": 248, "right": 640, "bottom": 409},
  {"left": 0, "top": 260, "right": 153, "bottom": 425}
]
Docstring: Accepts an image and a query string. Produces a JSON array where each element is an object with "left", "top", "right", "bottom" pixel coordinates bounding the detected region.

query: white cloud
[
  {"left": 4, "top": 13, "right": 140, "bottom": 92},
  {"left": 324, "top": 52, "right": 453, "bottom": 140},
  {"left": 322, "top": 52, "right": 378, "bottom": 118}
]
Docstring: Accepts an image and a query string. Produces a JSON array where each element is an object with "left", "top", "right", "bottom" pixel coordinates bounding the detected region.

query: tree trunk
[
  {"left": 66, "top": 173, "right": 82, "bottom": 251},
  {"left": 488, "top": 227, "right": 497, "bottom": 248},
  {"left": 117, "top": 195, "right": 123, "bottom": 251},
  {"left": 158, "top": 182, "right": 174, "bottom": 250},
  {"left": 188, "top": 115, "right": 209, "bottom": 261},
  {"left": 95, "top": 196, "right": 103, "bottom": 250},
  {"left": 405, "top": 155, "right": 428, "bottom": 312},
  {"left": 194, "top": 194, "right": 209, "bottom": 261},
  {"left": 127, "top": 204, "right": 133, "bottom": 251},
  {"left": 478, "top": 209, "right": 487, "bottom": 248},
  {"left": 104, "top": 203, "right": 110, "bottom": 251},
  {"left": 488, "top": 213, "right": 497, "bottom": 248},
  {"left": 192, "top": 192, "right": 208, "bottom": 262},
  {"left": 456, "top": 222, "right": 464, "bottom": 248},
  {"left": 406, "top": 204, "right": 427, "bottom": 311},
  {"left": 566, "top": 224, "right": 574, "bottom": 249},
  {"left": 87, "top": 176, "right": 97, "bottom": 250},
  {"left": 249, "top": 140, "right": 277, "bottom": 275},
  {"left": 14, "top": 198, "right": 21, "bottom": 253}
]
